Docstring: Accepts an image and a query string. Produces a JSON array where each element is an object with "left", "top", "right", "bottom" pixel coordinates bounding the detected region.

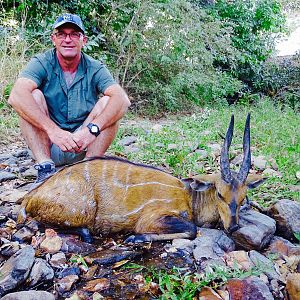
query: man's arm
[
  {"left": 95, "top": 83, "right": 131, "bottom": 131},
  {"left": 8, "top": 78, "right": 80, "bottom": 152},
  {"left": 72, "top": 83, "right": 131, "bottom": 151}
]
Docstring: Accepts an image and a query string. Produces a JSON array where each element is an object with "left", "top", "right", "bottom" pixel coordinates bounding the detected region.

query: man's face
[{"left": 51, "top": 24, "right": 87, "bottom": 60}]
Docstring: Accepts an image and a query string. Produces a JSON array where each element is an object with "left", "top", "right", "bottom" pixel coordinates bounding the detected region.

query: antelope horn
[
  {"left": 237, "top": 113, "right": 251, "bottom": 183},
  {"left": 220, "top": 115, "right": 234, "bottom": 183}
]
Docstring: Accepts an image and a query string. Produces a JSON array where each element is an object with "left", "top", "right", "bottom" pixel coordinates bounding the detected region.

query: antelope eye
[{"left": 217, "top": 191, "right": 224, "bottom": 199}]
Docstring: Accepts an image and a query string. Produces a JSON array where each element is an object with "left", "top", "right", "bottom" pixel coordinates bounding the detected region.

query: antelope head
[{"left": 185, "top": 114, "right": 266, "bottom": 233}]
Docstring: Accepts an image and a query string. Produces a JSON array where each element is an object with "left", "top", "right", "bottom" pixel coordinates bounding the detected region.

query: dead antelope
[{"left": 18, "top": 114, "right": 266, "bottom": 243}]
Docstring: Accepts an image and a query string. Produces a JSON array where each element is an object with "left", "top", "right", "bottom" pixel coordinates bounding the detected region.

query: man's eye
[
  {"left": 70, "top": 32, "right": 81, "bottom": 39},
  {"left": 56, "top": 32, "right": 65, "bottom": 38}
]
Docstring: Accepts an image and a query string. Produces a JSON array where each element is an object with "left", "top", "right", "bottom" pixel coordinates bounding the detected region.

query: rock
[
  {"left": 172, "top": 238, "right": 194, "bottom": 253},
  {"left": 248, "top": 250, "right": 280, "bottom": 281},
  {"left": 231, "top": 154, "right": 244, "bottom": 166},
  {"left": 0, "top": 242, "right": 21, "bottom": 257},
  {"left": 232, "top": 209, "right": 276, "bottom": 250},
  {"left": 195, "top": 149, "right": 209, "bottom": 159},
  {"left": 252, "top": 155, "right": 268, "bottom": 170},
  {"left": 193, "top": 228, "right": 235, "bottom": 269},
  {"left": 82, "top": 278, "right": 110, "bottom": 292},
  {"left": 0, "top": 171, "right": 17, "bottom": 183},
  {"left": 55, "top": 274, "right": 79, "bottom": 294},
  {"left": 118, "top": 136, "right": 137, "bottom": 146},
  {"left": 289, "top": 185, "right": 300, "bottom": 192},
  {"left": 0, "top": 246, "right": 35, "bottom": 297},
  {"left": 124, "top": 145, "right": 140, "bottom": 154},
  {"left": 60, "top": 235, "right": 96, "bottom": 254},
  {"left": 40, "top": 229, "right": 63, "bottom": 253},
  {"left": 296, "top": 171, "right": 300, "bottom": 180},
  {"left": 0, "top": 291, "right": 55, "bottom": 300},
  {"left": 0, "top": 153, "right": 13, "bottom": 163},
  {"left": 21, "top": 166, "right": 37, "bottom": 179},
  {"left": 226, "top": 276, "right": 274, "bottom": 300},
  {"left": 199, "top": 286, "right": 223, "bottom": 299},
  {"left": 0, "top": 189, "right": 26, "bottom": 204},
  {"left": 267, "top": 236, "right": 300, "bottom": 257},
  {"left": 268, "top": 199, "right": 300, "bottom": 241},
  {"left": 28, "top": 258, "right": 54, "bottom": 287},
  {"left": 225, "top": 251, "right": 253, "bottom": 270},
  {"left": 151, "top": 124, "right": 163, "bottom": 132},
  {"left": 49, "top": 252, "right": 67, "bottom": 268},
  {"left": 286, "top": 273, "right": 300, "bottom": 300},
  {"left": 57, "top": 266, "right": 81, "bottom": 279},
  {"left": 262, "top": 168, "right": 281, "bottom": 178},
  {"left": 12, "top": 226, "right": 35, "bottom": 243},
  {"left": 84, "top": 248, "right": 142, "bottom": 266},
  {"left": 13, "top": 149, "right": 30, "bottom": 158}
]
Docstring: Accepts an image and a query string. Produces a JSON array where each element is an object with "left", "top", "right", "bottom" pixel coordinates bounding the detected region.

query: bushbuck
[{"left": 18, "top": 114, "right": 266, "bottom": 243}]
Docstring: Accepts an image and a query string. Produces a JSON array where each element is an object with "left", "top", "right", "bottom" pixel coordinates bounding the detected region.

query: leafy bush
[
  {"left": 0, "top": 0, "right": 287, "bottom": 113},
  {"left": 208, "top": 0, "right": 285, "bottom": 87}
]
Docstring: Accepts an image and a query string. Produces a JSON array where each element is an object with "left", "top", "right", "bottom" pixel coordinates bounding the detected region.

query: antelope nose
[{"left": 228, "top": 223, "right": 239, "bottom": 233}]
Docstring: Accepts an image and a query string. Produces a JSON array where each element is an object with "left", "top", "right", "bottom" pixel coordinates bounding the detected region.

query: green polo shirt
[{"left": 19, "top": 49, "right": 116, "bottom": 132}]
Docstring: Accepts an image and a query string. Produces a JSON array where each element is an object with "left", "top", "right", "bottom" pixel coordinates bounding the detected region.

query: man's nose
[{"left": 65, "top": 34, "right": 72, "bottom": 42}]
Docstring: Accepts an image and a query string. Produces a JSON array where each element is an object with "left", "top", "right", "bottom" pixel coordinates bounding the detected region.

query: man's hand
[
  {"left": 48, "top": 127, "right": 80, "bottom": 153},
  {"left": 72, "top": 127, "right": 96, "bottom": 152}
]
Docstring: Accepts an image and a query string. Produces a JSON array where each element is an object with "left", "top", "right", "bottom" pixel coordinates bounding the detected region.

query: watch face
[{"left": 91, "top": 125, "right": 98, "bottom": 133}]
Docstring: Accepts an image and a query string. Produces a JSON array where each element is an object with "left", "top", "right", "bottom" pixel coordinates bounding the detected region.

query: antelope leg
[{"left": 125, "top": 216, "right": 197, "bottom": 243}]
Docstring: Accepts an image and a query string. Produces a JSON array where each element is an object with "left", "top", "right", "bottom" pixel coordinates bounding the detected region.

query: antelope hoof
[
  {"left": 75, "top": 228, "right": 93, "bottom": 243},
  {"left": 124, "top": 234, "right": 151, "bottom": 244}
]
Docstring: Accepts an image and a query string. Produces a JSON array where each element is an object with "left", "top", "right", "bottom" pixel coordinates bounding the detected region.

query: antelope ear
[
  {"left": 182, "top": 178, "right": 213, "bottom": 192},
  {"left": 246, "top": 174, "right": 267, "bottom": 189}
]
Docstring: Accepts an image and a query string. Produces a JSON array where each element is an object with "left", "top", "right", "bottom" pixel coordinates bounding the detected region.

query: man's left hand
[{"left": 72, "top": 127, "right": 96, "bottom": 152}]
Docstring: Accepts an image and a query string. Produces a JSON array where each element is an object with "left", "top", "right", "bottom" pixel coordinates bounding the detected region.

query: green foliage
[
  {"left": 209, "top": 0, "right": 285, "bottom": 88},
  {"left": 0, "top": 0, "right": 286, "bottom": 113},
  {"left": 111, "top": 100, "right": 300, "bottom": 204},
  {"left": 294, "top": 232, "right": 300, "bottom": 243},
  {"left": 124, "top": 263, "right": 267, "bottom": 299}
]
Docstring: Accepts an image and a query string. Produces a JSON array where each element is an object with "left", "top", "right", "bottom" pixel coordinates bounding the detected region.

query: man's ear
[
  {"left": 82, "top": 36, "right": 88, "bottom": 46},
  {"left": 246, "top": 174, "right": 267, "bottom": 189},
  {"left": 182, "top": 178, "right": 213, "bottom": 192}
]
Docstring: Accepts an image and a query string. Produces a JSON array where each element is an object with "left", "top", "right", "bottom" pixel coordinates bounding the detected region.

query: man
[{"left": 8, "top": 13, "right": 131, "bottom": 186}]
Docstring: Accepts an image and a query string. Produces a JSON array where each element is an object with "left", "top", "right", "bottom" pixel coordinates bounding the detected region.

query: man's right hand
[{"left": 48, "top": 127, "right": 80, "bottom": 153}]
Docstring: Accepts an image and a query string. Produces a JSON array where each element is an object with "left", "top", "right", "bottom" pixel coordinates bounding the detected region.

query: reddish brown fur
[{"left": 18, "top": 157, "right": 265, "bottom": 240}]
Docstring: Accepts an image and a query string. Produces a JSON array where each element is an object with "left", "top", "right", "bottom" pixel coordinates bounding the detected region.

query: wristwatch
[{"left": 87, "top": 123, "right": 100, "bottom": 137}]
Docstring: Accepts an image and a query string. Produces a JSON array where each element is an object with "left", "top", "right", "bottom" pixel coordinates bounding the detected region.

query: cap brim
[{"left": 53, "top": 20, "right": 84, "bottom": 33}]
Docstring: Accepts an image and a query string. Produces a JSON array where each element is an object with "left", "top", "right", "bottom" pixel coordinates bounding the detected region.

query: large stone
[
  {"left": 248, "top": 250, "right": 280, "bottom": 281},
  {"left": 0, "top": 171, "right": 17, "bottom": 183},
  {"left": 232, "top": 209, "right": 276, "bottom": 250},
  {"left": 226, "top": 276, "right": 274, "bottom": 300},
  {"left": 0, "top": 246, "right": 35, "bottom": 297},
  {"left": 268, "top": 199, "right": 300, "bottom": 241},
  {"left": 55, "top": 275, "right": 79, "bottom": 294},
  {"left": 286, "top": 273, "right": 300, "bottom": 300},
  {"left": 84, "top": 248, "right": 142, "bottom": 266},
  {"left": 267, "top": 236, "right": 300, "bottom": 257},
  {"left": 193, "top": 228, "right": 235, "bottom": 269},
  {"left": 225, "top": 251, "right": 253, "bottom": 270},
  {"left": 0, "top": 291, "right": 55, "bottom": 300},
  {"left": 199, "top": 286, "right": 223, "bottom": 299},
  {"left": 28, "top": 258, "right": 54, "bottom": 287},
  {"left": 0, "top": 189, "right": 26, "bottom": 204}
]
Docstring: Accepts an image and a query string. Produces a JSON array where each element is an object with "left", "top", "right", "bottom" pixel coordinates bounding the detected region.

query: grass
[
  {"left": 109, "top": 100, "right": 300, "bottom": 206},
  {"left": 123, "top": 262, "right": 270, "bottom": 299}
]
